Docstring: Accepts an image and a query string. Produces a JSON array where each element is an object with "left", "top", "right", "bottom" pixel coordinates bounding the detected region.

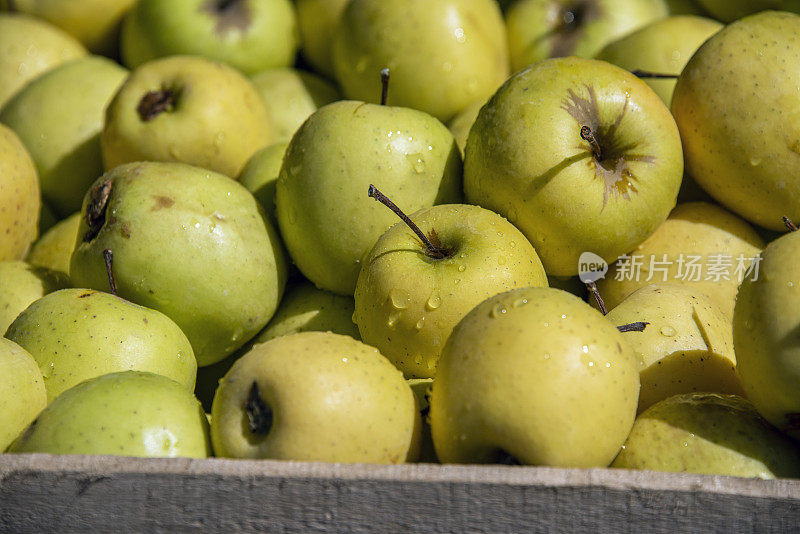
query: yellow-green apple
[
  {"left": 276, "top": 100, "right": 462, "bottom": 295},
  {"left": 1, "top": 56, "right": 128, "bottom": 216},
  {"left": 431, "top": 287, "right": 640, "bottom": 466},
  {"left": 332, "top": 0, "right": 509, "bottom": 121},
  {"left": 672, "top": 11, "right": 800, "bottom": 230},
  {"left": 612, "top": 393, "right": 800, "bottom": 478},
  {"left": 0, "top": 13, "right": 86, "bottom": 108},
  {"left": 597, "top": 201, "right": 764, "bottom": 318},
  {"left": 101, "top": 55, "right": 274, "bottom": 178},
  {"left": 295, "top": 0, "right": 350, "bottom": 79},
  {"left": 5, "top": 288, "right": 197, "bottom": 403},
  {"left": 447, "top": 99, "right": 486, "bottom": 156},
  {"left": 251, "top": 68, "right": 340, "bottom": 142},
  {"left": 734, "top": 228, "right": 800, "bottom": 439},
  {"left": 506, "top": 0, "right": 668, "bottom": 71},
  {"left": 6, "top": 0, "right": 137, "bottom": 55},
  {"left": 694, "top": 0, "right": 800, "bottom": 22},
  {"left": 120, "top": 0, "right": 298, "bottom": 74},
  {"left": 596, "top": 15, "right": 722, "bottom": 105},
  {"left": 238, "top": 142, "right": 287, "bottom": 223},
  {"left": 69, "top": 162, "right": 287, "bottom": 366},
  {"left": 354, "top": 198, "right": 548, "bottom": 378},
  {"left": 464, "top": 57, "right": 683, "bottom": 277},
  {"left": 0, "top": 123, "right": 40, "bottom": 261},
  {"left": 0, "top": 338, "right": 46, "bottom": 451},
  {"left": 211, "top": 332, "right": 420, "bottom": 463},
  {"left": 26, "top": 213, "right": 81, "bottom": 276},
  {"left": 0, "top": 261, "right": 68, "bottom": 333},
  {"left": 606, "top": 283, "right": 743, "bottom": 413},
  {"left": 7, "top": 371, "right": 211, "bottom": 457}
]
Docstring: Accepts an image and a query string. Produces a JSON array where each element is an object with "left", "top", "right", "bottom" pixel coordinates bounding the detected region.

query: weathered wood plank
[{"left": 0, "top": 455, "right": 798, "bottom": 533}]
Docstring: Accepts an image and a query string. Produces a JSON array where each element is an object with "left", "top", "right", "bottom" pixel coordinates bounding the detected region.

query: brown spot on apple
[
  {"left": 561, "top": 85, "right": 655, "bottom": 206},
  {"left": 152, "top": 196, "right": 175, "bottom": 210},
  {"left": 202, "top": 0, "right": 252, "bottom": 34}
]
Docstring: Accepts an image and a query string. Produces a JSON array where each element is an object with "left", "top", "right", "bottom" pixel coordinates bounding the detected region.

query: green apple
[
  {"left": 431, "top": 287, "right": 640, "bottom": 466},
  {"left": 120, "top": 0, "right": 298, "bottom": 74},
  {"left": 672, "top": 11, "right": 800, "bottom": 230},
  {"left": 253, "top": 282, "right": 359, "bottom": 344},
  {"left": 7, "top": 371, "right": 211, "bottom": 457},
  {"left": 606, "top": 283, "right": 743, "bottom": 413},
  {"left": 238, "top": 142, "right": 288, "bottom": 222},
  {"left": 612, "top": 393, "right": 800, "bottom": 478},
  {"left": 276, "top": 100, "right": 462, "bottom": 295},
  {"left": 251, "top": 68, "right": 340, "bottom": 142},
  {"left": 0, "top": 338, "right": 46, "bottom": 451},
  {"left": 596, "top": 16, "right": 722, "bottom": 105},
  {"left": 7, "top": 0, "right": 137, "bottom": 55},
  {"left": 1, "top": 56, "right": 128, "bottom": 217},
  {"left": 506, "top": 0, "right": 668, "bottom": 72},
  {"left": 354, "top": 202, "right": 548, "bottom": 378},
  {"left": 0, "top": 13, "right": 86, "bottom": 108},
  {"left": 0, "top": 123, "right": 40, "bottom": 261},
  {"left": 597, "top": 201, "right": 764, "bottom": 319},
  {"left": 38, "top": 202, "right": 57, "bottom": 234},
  {"left": 26, "top": 212, "right": 81, "bottom": 276},
  {"left": 464, "top": 57, "right": 683, "bottom": 277},
  {"left": 332, "top": 0, "right": 509, "bottom": 121},
  {"left": 447, "top": 99, "right": 486, "bottom": 156},
  {"left": 211, "top": 332, "right": 420, "bottom": 463},
  {"left": 5, "top": 288, "right": 197, "bottom": 403},
  {"left": 734, "top": 229, "right": 800, "bottom": 439},
  {"left": 295, "top": 0, "right": 350, "bottom": 79},
  {"left": 0, "top": 261, "right": 68, "bottom": 334},
  {"left": 195, "top": 281, "right": 359, "bottom": 412},
  {"left": 101, "top": 55, "right": 274, "bottom": 178},
  {"left": 694, "top": 0, "right": 800, "bottom": 22},
  {"left": 69, "top": 162, "right": 287, "bottom": 366}
]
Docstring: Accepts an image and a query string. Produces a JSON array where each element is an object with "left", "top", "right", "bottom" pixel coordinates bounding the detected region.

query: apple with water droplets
[{"left": 464, "top": 57, "right": 683, "bottom": 276}]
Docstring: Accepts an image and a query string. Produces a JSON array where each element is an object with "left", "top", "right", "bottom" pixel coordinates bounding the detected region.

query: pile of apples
[{"left": 2, "top": 0, "right": 800, "bottom": 481}]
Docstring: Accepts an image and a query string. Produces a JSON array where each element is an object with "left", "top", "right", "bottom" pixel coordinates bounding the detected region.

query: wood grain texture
[{"left": 1, "top": 454, "right": 798, "bottom": 533}]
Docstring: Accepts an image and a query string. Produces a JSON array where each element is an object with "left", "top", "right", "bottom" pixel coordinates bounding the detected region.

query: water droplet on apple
[
  {"left": 442, "top": 61, "right": 453, "bottom": 72},
  {"left": 387, "top": 312, "right": 401, "bottom": 328},
  {"left": 454, "top": 27, "right": 466, "bottom": 43},
  {"left": 749, "top": 156, "right": 762, "bottom": 166},
  {"left": 466, "top": 78, "right": 479, "bottom": 95},
  {"left": 458, "top": 265, "right": 466, "bottom": 272},
  {"left": 356, "top": 56, "right": 369, "bottom": 73},
  {"left": 497, "top": 257, "right": 506, "bottom": 266},
  {"left": 414, "top": 354, "right": 423, "bottom": 365},
  {"left": 42, "top": 362, "right": 54, "bottom": 378},
  {"left": 509, "top": 241, "right": 516, "bottom": 248},
  {"left": 512, "top": 298, "right": 528, "bottom": 308},
  {"left": 543, "top": 353, "right": 550, "bottom": 360},
  {"left": 425, "top": 291, "right": 441, "bottom": 310},
  {"left": 582, "top": 345, "right": 589, "bottom": 354},
  {"left": 17, "top": 62, "right": 28, "bottom": 75},
  {"left": 415, "top": 317, "right": 425, "bottom": 330},
  {"left": 427, "top": 359, "right": 437, "bottom": 371},
  {"left": 660, "top": 326, "right": 677, "bottom": 337},
  {"left": 789, "top": 281, "right": 795, "bottom": 288},
  {"left": 389, "top": 288, "right": 411, "bottom": 310}
]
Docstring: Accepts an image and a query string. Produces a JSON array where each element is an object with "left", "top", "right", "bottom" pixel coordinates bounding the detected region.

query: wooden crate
[{"left": 1, "top": 454, "right": 798, "bottom": 532}]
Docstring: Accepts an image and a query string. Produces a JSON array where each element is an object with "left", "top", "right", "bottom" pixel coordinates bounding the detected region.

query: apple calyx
[
  {"left": 137, "top": 90, "right": 177, "bottom": 122},
  {"left": 783, "top": 217, "right": 798, "bottom": 232},
  {"left": 246, "top": 381, "right": 273, "bottom": 435},
  {"left": 380, "top": 68, "right": 390, "bottom": 106},
  {"left": 617, "top": 322, "right": 649, "bottom": 333},
  {"left": 83, "top": 179, "right": 113, "bottom": 242},
  {"left": 203, "top": 0, "right": 251, "bottom": 34},
  {"left": 102, "top": 249, "right": 118, "bottom": 297},
  {"left": 367, "top": 184, "right": 452, "bottom": 259}
]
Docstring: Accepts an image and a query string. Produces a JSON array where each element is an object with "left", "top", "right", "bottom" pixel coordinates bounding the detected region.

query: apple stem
[
  {"left": 137, "top": 90, "right": 176, "bottom": 122},
  {"left": 580, "top": 126, "right": 603, "bottom": 161},
  {"left": 246, "top": 381, "right": 273, "bottom": 435},
  {"left": 380, "top": 68, "right": 390, "bottom": 106},
  {"left": 630, "top": 70, "right": 679, "bottom": 80},
  {"left": 367, "top": 184, "right": 449, "bottom": 259},
  {"left": 103, "top": 249, "right": 118, "bottom": 297},
  {"left": 586, "top": 281, "right": 607, "bottom": 315},
  {"left": 617, "top": 322, "right": 649, "bottom": 333},
  {"left": 783, "top": 217, "right": 798, "bottom": 232}
]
